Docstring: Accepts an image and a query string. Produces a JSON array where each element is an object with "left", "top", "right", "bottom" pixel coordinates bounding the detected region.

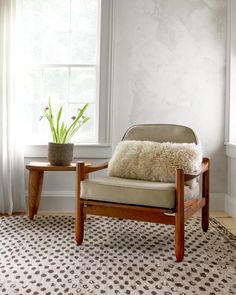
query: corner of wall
[
  {"left": 210, "top": 193, "right": 226, "bottom": 211},
  {"left": 225, "top": 194, "right": 236, "bottom": 219}
]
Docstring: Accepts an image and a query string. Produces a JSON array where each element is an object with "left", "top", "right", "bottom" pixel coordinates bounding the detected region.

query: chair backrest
[{"left": 122, "top": 124, "right": 199, "bottom": 144}]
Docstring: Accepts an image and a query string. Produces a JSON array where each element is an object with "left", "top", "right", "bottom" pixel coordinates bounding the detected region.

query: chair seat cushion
[{"left": 81, "top": 177, "right": 199, "bottom": 209}]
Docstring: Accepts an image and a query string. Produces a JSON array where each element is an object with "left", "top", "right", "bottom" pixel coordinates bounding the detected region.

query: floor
[
  {"left": 194, "top": 211, "right": 236, "bottom": 235},
  {"left": 1, "top": 211, "right": 236, "bottom": 236}
]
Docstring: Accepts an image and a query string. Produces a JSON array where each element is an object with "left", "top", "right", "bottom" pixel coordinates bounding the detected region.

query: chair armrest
[
  {"left": 184, "top": 158, "right": 209, "bottom": 181},
  {"left": 84, "top": 161, "right": 109, "bottom": 174}
]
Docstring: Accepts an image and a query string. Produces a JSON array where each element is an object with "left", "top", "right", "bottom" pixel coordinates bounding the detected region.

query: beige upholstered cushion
[
  {"left": 122, "top": 124, "right": 199, "bottom": 144},
  {"left": 108, "top": 140, "right": 202, "bottom": 182},
  {"left": 81, "top": 177, "right": 200, "bottom": 209}
]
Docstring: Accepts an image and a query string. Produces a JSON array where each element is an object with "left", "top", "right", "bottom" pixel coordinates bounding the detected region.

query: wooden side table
[{"left": 26, "top": 161, "right": 90, "bottom": 220}]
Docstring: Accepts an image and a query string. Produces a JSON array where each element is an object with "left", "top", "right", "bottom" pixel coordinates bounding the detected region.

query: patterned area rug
[{"left": 0, "top": 215, "right": 236, "bottom": 295}]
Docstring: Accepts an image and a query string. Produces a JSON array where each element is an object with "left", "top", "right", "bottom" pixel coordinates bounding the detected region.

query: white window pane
[
  {"left": 22, "top": 0, "right": 43, "bottom": 32},
  {"left": 23, "top": 103, "right": 52, "bottom": 144},
  {"left": 70, "top": 68, "right": 96, "bottom": 103},
  {"left": 68, "top": 103, "right": 96, "bottom": 142},
  {"left": 71, "top": 0, "right": 97, "bottom": 31},
  {"left": 21, "top": 0, "right": 101, "bottom": 145},
  {"left": 42, "top": 0, "right": 70, "bottom": 31},
  {"left": 23, "top": 0, "right": 70, "bottom": 32},
  {"left": 43, "top": 68, "right": 69, "bottom": 102},
  {"left": 71, "top": 31, "right": 97, "bottom": 64},
  {"left": 23, "top": 33, "right": 43, "bottom": 65},
  {"left": 42, "top": 33, "right": 70, "bottom": 64},
  {"left": 22, "top": 69, "right": 43, "bottom": 102}
]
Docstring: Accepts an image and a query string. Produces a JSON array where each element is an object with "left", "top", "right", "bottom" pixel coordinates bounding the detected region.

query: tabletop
[{"left": 26, "top": 161, "right": 91, "bottom": 171}]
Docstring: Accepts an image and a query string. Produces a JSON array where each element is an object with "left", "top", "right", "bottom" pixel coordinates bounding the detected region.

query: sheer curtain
[{"left": 0, "top": 0, "right": 26, "bottom": 214}]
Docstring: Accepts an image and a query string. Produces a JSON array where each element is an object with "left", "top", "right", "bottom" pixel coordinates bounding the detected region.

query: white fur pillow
[{"left": 108, "top": 140, "right": 202, "bottom": 182}]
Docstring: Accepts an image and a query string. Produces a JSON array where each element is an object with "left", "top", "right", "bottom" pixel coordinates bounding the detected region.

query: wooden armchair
[{"left": 75, "top": 124, "right": 210, "bottom": 262}]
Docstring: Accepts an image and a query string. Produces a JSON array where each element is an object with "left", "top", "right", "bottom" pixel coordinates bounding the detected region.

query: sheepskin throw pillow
[{"left": 108, "top": 140, "right": 202, "bottom": 182}]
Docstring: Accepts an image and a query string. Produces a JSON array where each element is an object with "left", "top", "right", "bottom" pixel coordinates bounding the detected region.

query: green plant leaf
[
  {"left": 56, "top": 105, "right": 63, "bottom": 143},
  {"left": 66, "top": 125, "right": 81, "bottom": 143},
  {"left": 62, "top": 103, "right": 90, "bottom": 143},
  {"left": 44, "top": 97, "right": 58, "bottom": 143},
  {"left": 66, "top": 116, "right": 90, "bottom": 143},
  {"left": 59, "top": 122, "right": 67, "bottom": 143},
  {"left": 42, "top": 100, "right": 90, "bottom": 144}
]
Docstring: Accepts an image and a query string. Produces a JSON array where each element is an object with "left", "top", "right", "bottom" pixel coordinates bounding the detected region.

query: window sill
[
  {"left": 225, "top": 142, "right": 236, "bottom": 159},
  {"left": 24, "top": 144, "right": 112, "bottom": 159}
]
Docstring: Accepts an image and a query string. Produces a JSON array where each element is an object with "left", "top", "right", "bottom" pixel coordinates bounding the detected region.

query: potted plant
[{"left": 42, "top": 98, "right": 90, "bottom": 166}]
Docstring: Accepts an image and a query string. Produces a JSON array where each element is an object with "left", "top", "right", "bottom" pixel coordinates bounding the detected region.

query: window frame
[{"left": 23, "top": 0, "right": 113, "bottom": 158}]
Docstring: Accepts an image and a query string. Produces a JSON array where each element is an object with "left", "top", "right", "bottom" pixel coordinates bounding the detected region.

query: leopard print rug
[{"left": 0, "top": 215, "right": 235, "bottom": 295}]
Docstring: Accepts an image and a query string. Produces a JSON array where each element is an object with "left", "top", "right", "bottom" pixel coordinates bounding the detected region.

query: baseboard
[
  {"left": 209, "top": 193, "right": 225, "bottom": 211},
  {"left": 27, "top": 191, "right": 226, "bottom": 213},
  {"left": 37, "top": 191, "right": 75, "bottom": 212},
  {"left": 225, "top": 194, "right": 236, "bottom": 219}
]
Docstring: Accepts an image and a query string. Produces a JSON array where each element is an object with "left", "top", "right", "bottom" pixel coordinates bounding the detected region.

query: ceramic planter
[{"left": 48, "top": 142, "right": 74, "bottom": 166}]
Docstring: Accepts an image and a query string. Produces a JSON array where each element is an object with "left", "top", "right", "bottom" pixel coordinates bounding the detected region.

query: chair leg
[
  {"left": 75, "top": 199, "right": 84, "bottom": 245},
  {"left": 175, "top": 169, "right": 185, "bottom": 262},
  {"left": 202, "top": 200, "right": 209, "bottom": 232},
  {"left": 75, "top": 162, "right": 85, "bottom": 245},
  {"left": 175, "top": 214, "right": 184, "bottom": 262},
  {"left": 202, "top": 158, "right": 210, "bottom": 232}
]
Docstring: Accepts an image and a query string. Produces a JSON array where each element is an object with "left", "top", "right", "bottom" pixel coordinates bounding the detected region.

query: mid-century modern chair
[{"left": 75, "top": 124, "right": 210, "bottom": 262}]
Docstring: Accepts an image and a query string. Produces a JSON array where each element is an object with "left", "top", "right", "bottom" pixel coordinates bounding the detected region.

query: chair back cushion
[
  {"left": 108, "top": 140, "right": 202, "bottom": 182},
  {"left": 122, "top": 124, "right": 199, "bottom": 144}
]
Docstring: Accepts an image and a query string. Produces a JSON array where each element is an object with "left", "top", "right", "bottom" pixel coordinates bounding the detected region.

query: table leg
[{"left": 28, "top": 170, "right": 44, "bottom": 220}]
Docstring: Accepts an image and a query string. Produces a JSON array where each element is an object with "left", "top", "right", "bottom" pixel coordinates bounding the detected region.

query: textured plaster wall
[
  {"left": 227, "top": 157, "right": 236, "bottom": 217},
  {"left": 112, "top": 0, "right": 227, "bottom": 193},
  {"left": 226, "top": 0, "right": 236, "bottom": 218},
  {"left": 229, "top": 0, "right": 236, "bottom": 142}
]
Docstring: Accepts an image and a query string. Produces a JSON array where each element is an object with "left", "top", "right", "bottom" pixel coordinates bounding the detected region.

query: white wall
[
  {"left": 25, "top": 0, "right": 227, "bottom": 212},
  {"left": 112, "top": 0, "right": 227, "bottom": 208},
  {"left": 226, "top": 155, "right": 236, "bottom": 218},
  {"left": 228, "top": 0, "right": 236, "bottom": 142},
  {"left": 225, "top": 0, "right": 236, "bottom": 218}
]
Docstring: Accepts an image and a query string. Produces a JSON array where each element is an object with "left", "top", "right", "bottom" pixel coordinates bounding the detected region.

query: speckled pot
[{"left": 48, "top": 142, "right": 74, "bottom": 166}]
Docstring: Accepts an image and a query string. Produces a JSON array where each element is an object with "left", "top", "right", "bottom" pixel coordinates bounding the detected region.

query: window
[{"left": 20, "top": 0, "right": 111, "bottom": 145}]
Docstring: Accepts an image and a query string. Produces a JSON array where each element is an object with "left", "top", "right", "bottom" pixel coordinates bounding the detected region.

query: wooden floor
[
  {"left": 212, "top": 211, "right": 236, "bottom": 235},
  {"left": 193, "top": 211, "right": 236, "bottom": 235}
]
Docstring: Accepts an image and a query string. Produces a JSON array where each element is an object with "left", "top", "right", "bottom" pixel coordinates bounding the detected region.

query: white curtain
[{"left": 0, "top": 0, "right": 26, "bottom": 214}]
